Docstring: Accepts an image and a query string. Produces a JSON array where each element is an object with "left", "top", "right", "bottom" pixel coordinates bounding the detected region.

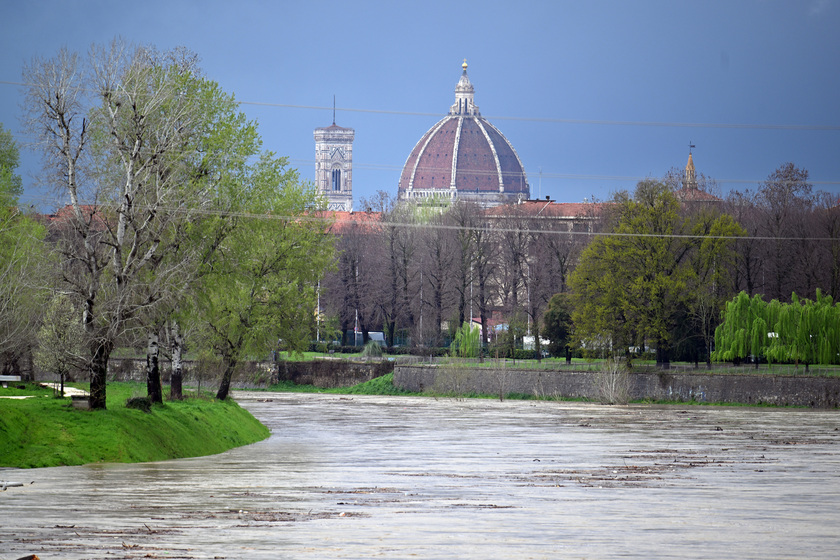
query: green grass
[
  {"left": 0, "top": 382, "right": 270, "bottom": 469},
  {"left": 276, "top": 351, "right": 365, "bottom": 361},
  {"left": 267, "top": 372, "right": 414, "bottom": 396}
]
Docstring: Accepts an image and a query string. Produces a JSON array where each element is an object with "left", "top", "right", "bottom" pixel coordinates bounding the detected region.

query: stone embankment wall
[
  {"left": 276, "top": 359, "right": 393, "bottom": 387},
  {"left": 104, "top": 358, "right": 393, "bottom": 389},
  {"left": 393, "top": 365, "right": 840, "bottom": 408}
]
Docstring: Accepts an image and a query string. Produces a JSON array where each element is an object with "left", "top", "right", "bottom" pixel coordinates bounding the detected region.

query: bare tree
[
  {"left": 754, "top": 163, "right": 813, "bottom": 301},
  {"left": 322, "top": 214, "right": 380, "bottom": 346},
  {"left": 470, "top": 212, "right": 498, "bottom": 352},
  {"left": 417, "top": 211, "right": 457, "bottom": 346},
  {"left": 724, "top": 189, "right": 763, "bottom": 296},
  {"left": 447, "top": 201, "right": 477, "bottom": 328},
  {"left": 375, "top": 203, "right": 417, "bottom": 347},
  {"left": 813, "top": 191, "right": 840, "bottom": 299}
]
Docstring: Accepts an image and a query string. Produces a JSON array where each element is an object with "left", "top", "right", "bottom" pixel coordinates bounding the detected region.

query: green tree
[
  {"left": 543, "top": 293, "right": 573, "bottom": 361},
  {"left": 711, "top": 291, "right": 771, "bottom": 367},
  {"left": 190, "top": 157, "right": 334, "bottom": 401},
  {"left": 34, "top": 293, "right": 85, "bottom": 395},
  {"left": 714, "top": 290, "right": 840, "bottom": 370},
  {"left": 0, "top": 124, "right": 23, "bottom": 206},
  {"left": 0, "top": 126, "right": 49, "bottom": 374},
  {"left": 451, "top": 321, "right": 480, "bottom": 358},
  {"left": 570, "top": 180, "right": 742, "bottom": 366},
  {"left": 0, "top": 205, "right": 48, "bottom": 375}
]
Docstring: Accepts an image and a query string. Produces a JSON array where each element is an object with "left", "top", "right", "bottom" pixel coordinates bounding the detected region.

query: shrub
[
  {"left": 451, "top": 322, "right": 480, "bottom": 358},
  {"left": 125, "top": 396, "right": 152, "bottom": 413},
  {"left": 361, "top": 340, "right": 383, "bottom": 358},
  {"left": 595, "top": 359, "right": 630, "bottom": 405}
]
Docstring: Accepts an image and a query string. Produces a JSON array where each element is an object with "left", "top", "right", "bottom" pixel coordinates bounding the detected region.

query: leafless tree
[
  {"left": 374, "top": 202, "right": 418, "bottom": 347},
  {"left": 813, "top": 191, "right": 840, "bottom": 299},
  {"left": 724, "top": 189, "right": 763, "bottom": 296},
  {"left": 322, "top": 216, "right": 380, "bottom": 346},
  {"left": 447, "top": 201, "right": 477, "bottom": 328},
  {"left": 753, "top": 163, "right": 813, "bottom": 301},
  {"left": 416, "top": 211, "right": 457, "bottom": 346}
]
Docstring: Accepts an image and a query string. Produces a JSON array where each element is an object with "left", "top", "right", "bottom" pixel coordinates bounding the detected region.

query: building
[
  {"left": 398, "top": 61, "right": 530, "bottom": 207},
  {"left": 314, "top": 117, "right": 355, "bottom": 211}
]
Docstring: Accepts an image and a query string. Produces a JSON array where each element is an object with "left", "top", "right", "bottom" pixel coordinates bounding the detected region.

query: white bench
[{"left": 0, "top": 375, "right": 22, "bottom": 388}]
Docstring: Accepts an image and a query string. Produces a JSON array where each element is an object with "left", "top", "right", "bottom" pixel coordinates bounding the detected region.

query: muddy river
[{"left": 2, "top": 393, "right": 839, "bottom": 559}]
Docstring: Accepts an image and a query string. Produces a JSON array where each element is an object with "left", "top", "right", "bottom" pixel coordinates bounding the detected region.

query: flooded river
[{"left": 2, "top": 393, "right": 839, "bottom": 559}]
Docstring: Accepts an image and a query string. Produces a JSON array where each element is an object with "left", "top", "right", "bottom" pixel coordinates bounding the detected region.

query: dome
[{"left": 398, "top": 62, "right": 529, "bottom": 206}]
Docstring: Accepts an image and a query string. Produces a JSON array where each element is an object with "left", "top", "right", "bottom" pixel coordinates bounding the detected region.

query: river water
[{"left": 1, "top": 392, "right": 839, "bottom": 559}]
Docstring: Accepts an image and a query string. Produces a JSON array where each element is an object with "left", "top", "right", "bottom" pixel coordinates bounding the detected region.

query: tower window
[{"left": 332, "top": 169, "right": 341, "bottom": 191}]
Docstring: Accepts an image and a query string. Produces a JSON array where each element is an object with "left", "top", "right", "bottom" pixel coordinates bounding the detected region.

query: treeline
[
  {"left": 320, "top": 194, "right": 595, "bottom": 358},
  {"left": 320, "top": 166, "right": 839, "bottom": 365}
]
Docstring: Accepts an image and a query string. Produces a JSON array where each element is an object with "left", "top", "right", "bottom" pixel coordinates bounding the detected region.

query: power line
[
  {"left": 3, "top": 78, "right": 839, "bottom": 132},
  {"left": 5, "top": 78, "right": 840, "bottom": 192},
  {"left": 27, "top": 197, "right": 840, "bottom": 243}
]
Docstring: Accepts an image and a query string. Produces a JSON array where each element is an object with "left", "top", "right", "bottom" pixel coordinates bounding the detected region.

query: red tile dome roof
[{"left": 398, "top": 62, "right": 529, "bottom": 206}]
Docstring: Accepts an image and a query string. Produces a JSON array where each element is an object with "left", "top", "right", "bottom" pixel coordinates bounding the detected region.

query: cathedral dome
[{"left": 398, "top": 62, "right": 529, "bottom": 206}]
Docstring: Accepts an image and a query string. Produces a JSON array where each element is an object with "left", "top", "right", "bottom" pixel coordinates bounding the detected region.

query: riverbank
[{"left": 0, "top": 382, "right": 269, "bottom": 469}]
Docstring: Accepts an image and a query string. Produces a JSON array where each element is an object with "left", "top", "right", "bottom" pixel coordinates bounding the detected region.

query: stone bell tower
[{"left": 314, "top": 106, "right": 354, "bottom": 212}]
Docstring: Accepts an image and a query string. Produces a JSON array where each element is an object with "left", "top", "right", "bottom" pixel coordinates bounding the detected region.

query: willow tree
[
  {"left": 765, "top": 292, "right": 839, "bottom": 371},
  {"left": 711, "top": 291, "right": 771, "bottom": 367},
  {"left": 714, "top": 290, "right": 840, "bottom": 370}
]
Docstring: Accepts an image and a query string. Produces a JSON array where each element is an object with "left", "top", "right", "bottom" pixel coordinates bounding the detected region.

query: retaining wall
[
  {"left": 393, "top": 365, "right": 840, "bottom": 408},
  {"left": 276, "top": 359, "right": 393, "bottom": 388},
  {"left": 96, "top": 358, "right": 393, "bottom": 389}
]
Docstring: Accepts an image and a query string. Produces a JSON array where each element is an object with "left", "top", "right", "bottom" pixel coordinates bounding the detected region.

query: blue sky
[{"left": 2, "top": 0, "right": 838, "bottom": 210}]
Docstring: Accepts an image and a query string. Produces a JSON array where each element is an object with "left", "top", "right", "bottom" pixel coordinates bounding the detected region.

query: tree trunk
[
  {"left": 656, "top": 341, "right": 670, "bottom": 369},
  {"left": 216, "top": 353, "right": 237, "bottom": 400},
  {"left": 169, "top": 321, "right": 184, "bottom": 400},
  {"left": 146, "top": 332, "right": 162, "bottom": 403},
  {"left": 89, "top": 342, "right": 111, "bottom": 409}
]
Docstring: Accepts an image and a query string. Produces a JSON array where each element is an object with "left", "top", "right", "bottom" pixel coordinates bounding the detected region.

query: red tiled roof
[
  {"left": 674, "top": 187, "right": 721, "bottom": 202},
  {"left": 484, "top": 200, "right": 607, "bottom": 218},
  {"left": 317, "top": 210, "right": 382, "bottom": 234}
]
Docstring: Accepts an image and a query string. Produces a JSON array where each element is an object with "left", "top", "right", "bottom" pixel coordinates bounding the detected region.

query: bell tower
[{"left": 314, "top": 106, "right": 354, "bottom": 212}]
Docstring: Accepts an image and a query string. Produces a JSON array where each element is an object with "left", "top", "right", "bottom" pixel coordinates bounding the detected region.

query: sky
[{"left": 2, "top": 0, "right": 839, "bottom": 211}]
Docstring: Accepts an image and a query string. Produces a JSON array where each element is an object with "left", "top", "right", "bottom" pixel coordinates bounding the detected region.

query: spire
[
  {"left": 684, "top": 150, "right": 698, "bottom": 190},
  {"left": 450, "top": 59, "right": 479, "bottom": 116}
]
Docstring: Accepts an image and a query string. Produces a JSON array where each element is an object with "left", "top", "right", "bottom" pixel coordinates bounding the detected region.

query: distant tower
[
  {"left": 314, "top": 108, "right": 354, "bottom": 211},
  {"left": 683, "top": 145, "right": 698, "bottom": 191}
]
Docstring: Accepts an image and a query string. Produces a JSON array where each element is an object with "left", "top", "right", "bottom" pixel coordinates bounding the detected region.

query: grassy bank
[
  {"left": 0, "top": 382, "right": 270, "bottom": 469},
  {"left": 268, "top": 372, "right": 415, "bottom": 396}
]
